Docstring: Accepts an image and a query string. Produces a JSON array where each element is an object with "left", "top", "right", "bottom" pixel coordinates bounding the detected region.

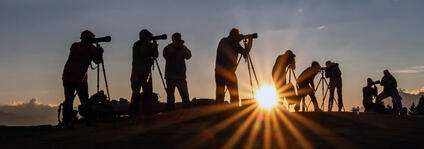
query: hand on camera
[{"left": 97, "top": 47, "right": 104, "bottom": 54}]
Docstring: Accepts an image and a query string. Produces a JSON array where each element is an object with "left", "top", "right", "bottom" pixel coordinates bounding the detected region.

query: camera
[
  {"left": 152, "top": 34, "right": 167, "bottom": 41},
  {"left": 90, "top": 36, "right": 111, "bottom": 43},
  {"left": 372, "top": 80, "right": 381, "bottom": 85},
  {"left": 241, "top": 33, "right": 258, "bottom": 39}
]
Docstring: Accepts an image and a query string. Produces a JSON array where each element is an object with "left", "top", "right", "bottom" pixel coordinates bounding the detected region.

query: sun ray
[
  {"left": 263, "top": 110, "right": 272, "bottom": 149},
  {"left": 270, "top": 109, "right": 287, "bottom": 149},
  {"left": 222, "top": 108, "right": 260, "bottom": 149},
  {"left": 175, "top": 104, "right": 256, "bottom": 148},
  {"left": 275, "top": 105, "right": 313, "bottom": 149},
  {"left": 209, "top": 103, "right": 258, "bottom": 133},
  {"left": 243, "top": 110, "right": 264, "bottom": 149},
  {"left": 282, "top": 110, "right": 358, "bottom": 148}
]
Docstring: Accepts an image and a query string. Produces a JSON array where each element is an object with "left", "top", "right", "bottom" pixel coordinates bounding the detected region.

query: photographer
[
  {"left": 272, "top": 50, "right": 296, "bottom": 95},
  {"left": 362, "top": 78, "right": 379, "bottom": 112},
  {"left": 62, "top": 30, "right": 103, "bottom": 125},
  {"left": 163, "top": 33, "right": 192, "bottom": 110},
  {"left": 131, "top": 29, "right": 158, "bottom": 115},
  {"left": 215, "top": 28, "right": 253, "bottom": 104},
  {"left": 296, "top": 61, "right": 322, "bottom": 112},
  {"left": 376, "top": 70, "right": 403, "bottom": 115},
  {"left": 323, "top": 60, "right": 343, "bottom": 112}
]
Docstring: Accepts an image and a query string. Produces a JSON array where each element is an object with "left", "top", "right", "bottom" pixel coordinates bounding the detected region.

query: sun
[{"left": 255, "top": 85, "right": 279, "bottom": 110}]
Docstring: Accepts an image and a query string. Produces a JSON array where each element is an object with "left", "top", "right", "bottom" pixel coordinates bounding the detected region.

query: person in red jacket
[
  {"left": 163, "top": 33, "right": 192, "bottom": 110},
  {"left": 62, "top": 30, "right": 103, "bottom": 125}
]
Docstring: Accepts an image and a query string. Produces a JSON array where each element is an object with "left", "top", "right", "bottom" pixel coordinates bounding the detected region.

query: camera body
[
  {"left": 152, "top": 34, "right": 167, "bottom": 41},
  {"left": 90, "top": 36, "right": 111, "bottom": 43},
  {"left": 371, "top": 80, "right": 381, "bottom": 85},
  {"left": 241, "top": 33, "right": 258, "bottom": 39}
]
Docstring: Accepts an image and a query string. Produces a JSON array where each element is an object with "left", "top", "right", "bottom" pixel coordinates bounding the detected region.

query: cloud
[
  {"left": 317, "top": 25, "right": 325, "bottom": 30},
  {"left": 399, "top": 87, "right": 424, "bottom": 95},
  {"left": 398, "top": 87, "right": 424, "bottom": 108},
  {"left": 0, "top": 98, "right": 58, "bottom": 126},
  {"left": 393, "top": 65, "right": 424, "bottom": 73}
]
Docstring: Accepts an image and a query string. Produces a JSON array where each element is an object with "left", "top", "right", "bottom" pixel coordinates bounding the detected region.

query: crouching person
[
  {"left": 62, "top": 30, "right": 103, "bottom": 125},
  {"left": 375, "top": 70, "right": 404, "bottom": 115},
  {"left": 296, "top": 61, "right": 322, "bottom": 112},
  {"left": 164, "top": 33, "right": 192, "bottom": 110},
  {"left": 362, "top": 78, "right": 381, "bottom": 112}
]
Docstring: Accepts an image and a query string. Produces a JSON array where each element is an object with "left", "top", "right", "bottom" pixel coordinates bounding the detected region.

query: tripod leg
[
  {"left": 101, "top": 62, "right": 111, "bottom": 100},
  {"left": 247, "top": 55, "right": 260, "bottom": 87},
  {"left": 247, "top": 58, "right": 254, "bottom": 98},
  {"left": 97, "top": 64, "right": 100, "bottom": 93},
  {"left": 307, "top": 98, "right": 312, "bottom": 111},
  {"left": 155, "top": 59, "right": 167, "bottom": 92},
  {"left": 318, "top": 79, "right": 326, "bottom": 110}
]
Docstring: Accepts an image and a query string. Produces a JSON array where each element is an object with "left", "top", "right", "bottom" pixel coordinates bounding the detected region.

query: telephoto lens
[
  {"left": 242, "top": 33, "right": 258, "bottom": 39},
  {"left": 152, "top": 34, "right": 167, "bottom": 40},
  {"left": 90, "top": 36, "right": 111, "bottom": 43}
]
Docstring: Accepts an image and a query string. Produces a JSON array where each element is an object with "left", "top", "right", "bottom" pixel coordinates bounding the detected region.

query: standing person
[
  {"left": 163, "top": 33, "right": 192, "bottom": 110},
  {"left": 324, "top": 60, "right": 343, "bottom": 112},
  {"left": 62, "top": 30, "right": 103, "bottom": 125},
  {"left": 296, "top": 61, "right": 322, "bottom": 112},
  {"left": 131, "top": 29, "right": 158, "bottom": 115},
  {"left": 215, "top": 28, "right": 253, "bottom": 104},
  {"left": 376, "top": 70, "right": 403, "bottom": 115},
  {"left": 272, "top": 50, "right": 296, "bottom": 96}
]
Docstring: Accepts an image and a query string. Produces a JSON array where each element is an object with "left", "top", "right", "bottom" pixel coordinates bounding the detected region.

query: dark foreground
[{"left": 1, "top": 104, "right": 424, "bottom": 149}]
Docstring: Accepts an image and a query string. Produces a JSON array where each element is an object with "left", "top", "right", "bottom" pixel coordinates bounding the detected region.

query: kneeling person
[
  {"left": 362, "top": 78, "right": 379, "bottom": 112},
  {"left": 164, "top": 33, "right": 192, "bottom": 110}
]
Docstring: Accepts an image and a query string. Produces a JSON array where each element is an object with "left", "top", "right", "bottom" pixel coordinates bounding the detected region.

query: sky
[{"left": 1, "top": 0, "right": 424, "bottom": 117}]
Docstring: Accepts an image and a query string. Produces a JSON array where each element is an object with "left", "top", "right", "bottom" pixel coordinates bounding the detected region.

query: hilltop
[{"left": 1, "top": 104, "right": 424, "bottom": 149}]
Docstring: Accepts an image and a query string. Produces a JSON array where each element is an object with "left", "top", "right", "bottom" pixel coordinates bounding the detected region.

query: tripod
[
  {"left": 245, "top": 53, "right": 260, "bottom": 98},
  {"left": 151, "top": 40, "right": 167, "bottom": 92},
  {"left": 94, "top": 43, "right": 111, "bottom": 100},
  {"left": 315, "top": 70, "right": 330, "bottom": 111},
  {"left": 306, "top": 70, "right": 344, "bottom": 111},
  {"left": 153, "top": 58, "right": 167, "bottom": 92},
  {"left": 286, "top": 68, "right": 305, "bottom": 111},
  {"left": 223, "top": 40, "right": 259, "bottom": 102}
]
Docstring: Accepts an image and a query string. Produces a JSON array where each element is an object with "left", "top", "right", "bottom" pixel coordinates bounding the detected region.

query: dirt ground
[{"left": 1, "top": 104, "right": 424, "bottom": 149}]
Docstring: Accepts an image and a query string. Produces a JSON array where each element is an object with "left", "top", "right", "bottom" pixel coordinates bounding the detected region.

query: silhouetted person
[
  {"left": 163, "top": 33, "right": 192, "bottom": 110},
  {"left": 131, "top": 29, "right": 158, "bottom": 115},
  {"left": 296, "top": 61, "right": 322, "bottom": 112},
  {"left": 62, "top": 30, "right": 103, "bottom": 125},
  {"left": 324, "top": 61, "right": 343, "bottom": 112},
  {"left": 272, "top": 50, "right": 296, "bottom": 95},
  {"left": 375, "top": 69, "right": 403, "bottom": 115},
  {"left": 363, "top": 78, "right": 379, "bottom": 112},
  {"left": 215, "top": 28, "right": 253, "bottom": 104}
]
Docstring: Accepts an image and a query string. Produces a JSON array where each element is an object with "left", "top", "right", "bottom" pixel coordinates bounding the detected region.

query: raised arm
[{"left": 182, "top": 45, "right": 192, "bottom": 59}]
